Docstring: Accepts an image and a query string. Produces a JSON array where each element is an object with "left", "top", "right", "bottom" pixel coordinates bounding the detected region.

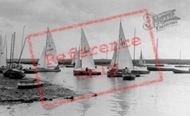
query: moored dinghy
[
  {"left": 24, "top": 27, "right": 61, "bottom": 73},
  {"left": 73, "top": 28, "right": 101, "bottom": 76},
  {"left": 131, "top": 50, "right": 150, "bottom": 74},
  {"left": 107, "top": 21, "right": 137, "bottom": 79},
  {"left": 3, "top": 32, "right": 26, "bottom": 79},
  {"left": 17, "top": 78, "right": 44, "bottom": 89},
  {"left": 147, "top": 65, "right": 174, "bottom": 71},
  {"left": 173, "top": 68, "right": 190, "bottom": 73}
]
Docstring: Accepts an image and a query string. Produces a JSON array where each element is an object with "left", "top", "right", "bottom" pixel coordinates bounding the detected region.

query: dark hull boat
[
  {"left": 107, "top": 69, "right": 140, "bottom": 77},
  {"left": 173, "top": 68, "right": 190, "bottom": 74},
  {"left": 131, "top": 69, "right": 150, "bottom": 74},
  {"left": 3, "top": 69, "right": 26, "bottom": 79},
  {"left": 107, "top": 70, "right": 123, "bottom": 77},
  {"left": 24, "top": 67, "right": 61, "bottom": 74},
  {"left": 122, "top": 73, "right": 135, "bottom": 80},
  {"left": 0, "top": 67, "right": 6, "bottom": 73},
  {"left": 147, "top": 66, "right": 174, "bottom": 71},
  {"left": 73, "top": 68, "right": 101, "bottom": 75},
  {"left": 65, "top": 64, "right": 75, "bottom": 68}
]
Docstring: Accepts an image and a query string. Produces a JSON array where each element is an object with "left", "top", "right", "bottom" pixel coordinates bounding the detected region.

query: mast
[
  {"left": 179, "top": 50, "right": 181, "bottom": 66},
  {"left": 12, "top": 32, "right": 16, "bottom": 66},
  {"left": 9, "top": 34, "right": 14, "bottom": 69},
  {"left": 21, "top": 26, "right": 25, "bottom": 47},
  {"left": 18, "top": 37, "right": 27, "bottom": 65},
  {"left": 18, "top": 26, "right": 26, "bottom": 65},
  {"left": 156, "top": 38, "right": 158, "bottom": 64},
  {"left": 80, "top": 28, "right": 82, "bottom": 68},
  {"left": 156, "top": 38, "right": 158, "bottom": 53},
  {"left": 4, "top": 35, "right": 7, "bottom": 66},
  {"left": 106, "top": 51, "right": 108, "bottom": 59},
  {"left": 133, "top": 28, "right": 136, "bottom": 69},
  {"left": 44, "top": 27, "right": 48, "bottom": 68}
]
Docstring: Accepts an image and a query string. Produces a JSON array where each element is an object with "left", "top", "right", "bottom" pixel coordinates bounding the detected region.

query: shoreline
[{"left": 0, "top": 74, "right": 86, "bottom": 105}]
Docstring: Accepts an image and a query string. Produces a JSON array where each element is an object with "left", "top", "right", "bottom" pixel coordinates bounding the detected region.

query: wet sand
[{"left": 0, "top": 74, "right": 85, "bottom": 105}]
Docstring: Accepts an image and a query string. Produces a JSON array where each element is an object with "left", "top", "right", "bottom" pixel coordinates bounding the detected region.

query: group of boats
[{"left": 0, "top": 21, "right": 189, "bottom": 89}]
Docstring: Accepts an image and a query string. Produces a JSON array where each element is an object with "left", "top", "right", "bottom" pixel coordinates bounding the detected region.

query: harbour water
[{"left": 1, "top": 65, "right": 190, "bottom": 116}]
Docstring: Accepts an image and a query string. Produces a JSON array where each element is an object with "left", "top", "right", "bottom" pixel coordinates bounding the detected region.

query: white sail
[
  {"left": 74, "top": 46, "right": 81, "bottom": 69},
  {"left": 116, "top": 22, "right": 133, "bottom": 70},
  {"left": 110, "top": 44, "right": 117, "bottom": 67},
  {"left": 38, "top": 46, "right": 46, "bottom": 68},
  {"left": 38, "top": 27, "right": 58, "bottom": 68},
  {"left": 80, "top": 28, "right": 95, "bottom": 69},
  {"left": 139, "top": 50, "right": 146, "bottom": 66},
  {"left": 71, "top": 47, "right": 77, "bottom": 65}
]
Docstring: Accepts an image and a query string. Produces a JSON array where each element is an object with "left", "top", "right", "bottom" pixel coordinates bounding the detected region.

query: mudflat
[{"left": 0, "top": 74, "right": 84, "bottom": 105}]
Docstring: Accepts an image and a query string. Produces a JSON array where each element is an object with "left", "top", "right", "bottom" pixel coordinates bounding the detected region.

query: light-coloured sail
[
  {"left": 80, "top": 28, "right": 95, "bottom": 69},
  {"left": 110, "top": 44, "right": 117, "bottom": 67},
  {"left": 38, "top": 46, "right": 46, "bottom": 68},
  {"left": 74, "top": 46, "right": 81, "bottom": 69},
  {"left": 71, "top": 47, "right": 77, "bottom": 65},
  {"left": 139, "top": 50, "right": 146, "bottom": 66},
  {"left": 38, "top": 27, "right": 58, "bottom": 68},
  {"left": 117, "top": 22, "right": 133, "bottom": 70}
]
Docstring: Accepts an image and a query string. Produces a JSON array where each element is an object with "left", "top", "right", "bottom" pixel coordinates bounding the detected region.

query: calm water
[{"left": 1, "top": 65, "right": 190, "bottom": 116}]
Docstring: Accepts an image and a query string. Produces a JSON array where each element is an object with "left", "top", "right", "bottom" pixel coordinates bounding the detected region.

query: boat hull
[
  {"left": 0, "top": 67, "right": 5, "bottom": 73},
  {"left": 65, "top": 65, "right": 75, "bottom": 68},
  {"left": 122, "top": 74, "right": 135, "bottom": 80},
  {"left": 107, "top": 69, "right": 140, "bottom": 77},
  {"left": 175, "top": 65, "right": 190, "bottom": 68},
  {"left": 17, "top": 79, "right": 43, "bottom": 89},
  {"left": 131, "top": 70, "right": 150, "bottom": 74},
  {"left": 107, "top": 70, "right": 122, "bottom": 77},
  {"left": 3, "top": 69, "right": 26, "bottom": 79},
  {"left": 147, "top": 66, "right": 174, "bottom": 71},
  {"left": 24, "top": 68, "right": 61, "bottom": 74},
  {"left": 173, "top": 68, "right": 190, "bottom": 73},
  {"left": 73, "top": 69, "right": 101, "bottom": 75}
]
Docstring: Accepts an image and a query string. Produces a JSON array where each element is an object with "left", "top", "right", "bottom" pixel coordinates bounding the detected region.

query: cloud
[{"left": 0, "top": 0, "right": 190, "bottom": 59}]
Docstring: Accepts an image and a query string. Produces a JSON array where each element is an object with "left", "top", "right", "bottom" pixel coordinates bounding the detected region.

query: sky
[{"left": 0, "top": 0, "right": 189, "bottom": 60}]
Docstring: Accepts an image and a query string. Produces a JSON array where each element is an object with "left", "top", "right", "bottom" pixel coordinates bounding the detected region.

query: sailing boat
[
  {"left": 24, "top": 27, "right": 61, "bottom": 73},
  {"left": 131, "top": 49, "right": 150, "bottom": 74},
  {"left": 138, "top": 50, "right": 146, "bottom": 67},
  {"left": 73, "top": 28, "right": 101, "bottom": 75},
  {"left": 173, "top": 51, "right": 190, "bottom": 73},
  {"left": 147, "top": 38, "right": 173, "bottom": 71},
  {"left": 107, "top": 22, "right": 136, "bottom": 79},
  {"left": 66, "top": 47, "right": 77, "bottom": 68},
  {"left": 3, "top": 32, "right": 26, "bottom": 79},
  {"left": 175, "top": 50, "right": 190, "bottom": 67}
]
